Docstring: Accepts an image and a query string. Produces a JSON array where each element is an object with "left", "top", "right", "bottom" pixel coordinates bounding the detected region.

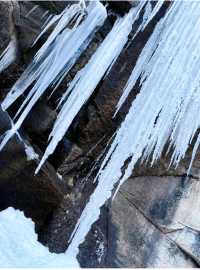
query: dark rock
[
  {"left": 38, "top": 155, "right": 96, "bottom": 253},
  {"left": 33, "top": 1, "right": 74, "bottom": 14},
  {"left": 58, "top": 144, "right": 83, "bottom": 179},
  {"left": 107, "top": 1, "right": 138, "bottom": 16},
  {"left": 0, "top": 107, "right": 63, "bottom": 230},
  {"left": 0, "top": 1, "right": 15, "bottom": 51},
  {"left": 23, "top": 101, "right": 57, "bottom": 135},
  {"left": 78, "top": 205, "right": 108, "bottom": 267},
  {"left": 15, "top": 1, "right": 51, "bottom": 57},
  {"left": 48, "top": 138, "right": 74, "bottom": 170},
  {"left": 105, "top": 172, "right": 200, "bottom": 267}
]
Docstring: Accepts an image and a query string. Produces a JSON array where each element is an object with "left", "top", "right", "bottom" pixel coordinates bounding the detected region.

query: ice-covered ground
[{"left": 0, "top": 207, "right": 79, "bottom": 267}]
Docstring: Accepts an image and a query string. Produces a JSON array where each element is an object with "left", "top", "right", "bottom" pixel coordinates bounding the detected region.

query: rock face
[
  {"left": 0, "top": 107, "right": 63, "bottom": 231},
  {"left": 107, "top": 1, "right": 137, "bottom": 15},
  {"left": 108, "top": 175, "right": 200, "bottom": 267},
  {"left": 14, "top": 1, "right": 51, "bottom": 54},
  {"left": 0, "top": 0, "right": 200, "bottom": 268},
  {"left": 0, "top": 2, "right": 15, "bottom": 51}
]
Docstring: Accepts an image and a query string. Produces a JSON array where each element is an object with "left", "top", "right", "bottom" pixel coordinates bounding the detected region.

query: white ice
[
  {"left": 1, "top": 0, "right": 200, "bottom": 266},
  {"left": 0, "top": 1, "right": 107, "bottom": 154},
  {"left": 35, "top": 4, "right": 146, "bottom": 173},
  {"left": 67, "top": 0, "right": 200, "bottom": 261}
]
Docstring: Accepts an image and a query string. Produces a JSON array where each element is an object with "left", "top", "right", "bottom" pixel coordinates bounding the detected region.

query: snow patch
[{"left": 0, "top": 207, "right": 79, "bottom": 267}]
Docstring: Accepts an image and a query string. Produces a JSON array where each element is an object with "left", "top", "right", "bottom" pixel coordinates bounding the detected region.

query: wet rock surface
[{"left": 0, "top": 1, "right": 200, "bottom": 268}]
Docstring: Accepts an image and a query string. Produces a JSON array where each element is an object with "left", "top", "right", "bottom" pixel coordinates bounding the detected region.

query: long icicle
[
  {"left": 66, "top": 0, "right": 200, "bottom": 260},
  {"left": 35, "top": 2, "right": 146, "bottom": 173},
  {"left": 0, "top": 1, "right": 107, "bottom": 152},
  {"left": 0, "top": 38, "right": 17, "bottom": 73}
]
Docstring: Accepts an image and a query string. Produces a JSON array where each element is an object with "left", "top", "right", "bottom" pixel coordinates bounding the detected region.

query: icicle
[
  {"left": 32, "top": 13, "right": 62, "bottom": 46},
  {"left": 2, "top": 112, "right": 39, "bottom": 162},
  {"left": 115, "top": 1, "right": 171, "bottom": 114},
  {"left": 127, "top": 0, "right": 166, "bottom": 47},
  {"left": 142, "top": 0, "right": 165, "bottom": 30},
  {"left": 0, "top": 38, "right": 17, "bottom": 73},
  {"left": 187, "top": 134, "right": 200, "bottom": 176},
  {"left": 1, "top": 3, "right": 82, "bottom": 111},
  {"left": 35, "top": 5, "right": 145, "bottom": 173},
  {"left": 115, "top": 17, "right": 165, "bottom": 115},
  {"left": 0, "top": 1, "right": 107, "bottom": 152},
  {"left": 24, "top": 144, "right": 39, "bottom": 161},
  {"left": 67, "top": 0, "right": 200, "bottom": 260},
  {"left": 25, "top": 5, "right": 39, "bottom": 18}
]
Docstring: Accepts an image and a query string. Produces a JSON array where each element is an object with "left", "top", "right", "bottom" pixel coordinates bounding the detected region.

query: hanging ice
[
  {"left": 0, "top": 38, "right": 17, "bottom": 73},
  {"left": 1, "top": 0, "right": 200, "bottom": 264},
  {"left": 127, "top": 1, "right": 165, "bottom": 47},
  {"left": 67, "top": 0, "right": 200, "bottom": 260},
  {"left": 0, "top": 0, "right": 163, "bottom": 169},
  {"left": 35, "top": 3, "right": 146, "bottom": 173},
  {"left": 32, "top": 12, "right": 62, "bottom": 46},
  {"left": 115, "top": 12, "right": 165, "bottom": 114},
  {"left": 0, "top": 1, "right": 107, "bottom": 152},
  {"left": 142, "top": 0, "right": 165, "bottom": 30}
]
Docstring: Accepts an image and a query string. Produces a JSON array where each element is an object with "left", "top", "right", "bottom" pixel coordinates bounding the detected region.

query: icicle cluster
[
  {"left": 1, "top": 0, "right": 200, "bottom": 264},
  {"left": 0, "top": 1, "right": 107, "bottom": 153},
  {"left": 67, "top": 0, "right": 200, "bottom": 259},
  {"left": 35, "top": 2, "right": 146, "bottom": 173}
]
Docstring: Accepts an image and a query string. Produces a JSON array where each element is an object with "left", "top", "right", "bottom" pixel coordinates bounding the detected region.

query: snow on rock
[
  {"left": 0, "top": 207, "right": 79, "bottom": 267},
  {"left": 67, "top": 0, "right": 200, "bottom": 260},
  {"left": 0, "top": 1, "right": 107, "bottom": 153}
]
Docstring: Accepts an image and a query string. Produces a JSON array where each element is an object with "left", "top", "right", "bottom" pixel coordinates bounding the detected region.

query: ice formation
[
  {"left": 0, "top": 207, "right": 78, "bottom": 267},
  {"left": 0, "top": 1, "right": 160, "bottom": 171},
  {"left": 35, "top": 2, "right": 147, "bottom": 173},
  {"left": 0, "top": 38, "right": 17, "bottom": 73},
  {"left": 67, "top": 0, "right": 200, "bottom": 260},
  {"left": 1, "top": 0, "right": 200, "bottom": 265},
  {"left": 0, "top": 1, "right": 107, "bottom": 152},
  {"left": 128, "top": 0, "right": 165, "bottom": 43}
]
